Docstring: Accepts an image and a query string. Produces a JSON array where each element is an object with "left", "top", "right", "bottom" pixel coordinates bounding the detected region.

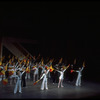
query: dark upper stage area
[{"left": 0, "top": 1, "right": 100, "bottom": 37}]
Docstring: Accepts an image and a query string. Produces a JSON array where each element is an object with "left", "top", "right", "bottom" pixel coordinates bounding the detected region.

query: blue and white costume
[
  {"left": 11, "top": 70, "right": 25, "bottom": 94},
  {"left": 40, "top": 69, "right": 49, "bottom": 90},
  {"left": 75, "top": 67, "right": 84, "bottom": 86},
  {"left": 32, "top": 67, "right": 38, "bottom": 82}
]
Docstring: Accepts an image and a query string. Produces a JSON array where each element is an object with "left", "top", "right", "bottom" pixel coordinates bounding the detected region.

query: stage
[{"left": 0, "top": 79, "right": 100, "bottom": 99}]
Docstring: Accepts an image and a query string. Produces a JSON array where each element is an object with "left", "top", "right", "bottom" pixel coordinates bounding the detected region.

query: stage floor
[{"left": 0, "top": 79, "right": 100, "bottom": 99}]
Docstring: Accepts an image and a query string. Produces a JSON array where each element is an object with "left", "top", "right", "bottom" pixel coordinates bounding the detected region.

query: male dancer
[
  {"left": 32, "top": 64, "right": 38, "bottom": 82},
  {"left": 12, "top": 69, "right": 25, "bottom": 94},
  {"left": 75, "top": 66, "right": 85, "bottom": 86},
  {"left": 40, "top": 69, "right": 49, "bottom": 90}
]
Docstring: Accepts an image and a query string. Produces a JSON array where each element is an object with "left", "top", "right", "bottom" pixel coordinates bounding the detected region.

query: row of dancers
[{"left": 0, "top": 54, "right": 85, "bottom": 94}]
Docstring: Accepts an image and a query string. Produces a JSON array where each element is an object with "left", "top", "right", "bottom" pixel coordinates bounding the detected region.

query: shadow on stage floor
[{"left": 0, "top": 79, "right": 100, "bottom": 99}]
